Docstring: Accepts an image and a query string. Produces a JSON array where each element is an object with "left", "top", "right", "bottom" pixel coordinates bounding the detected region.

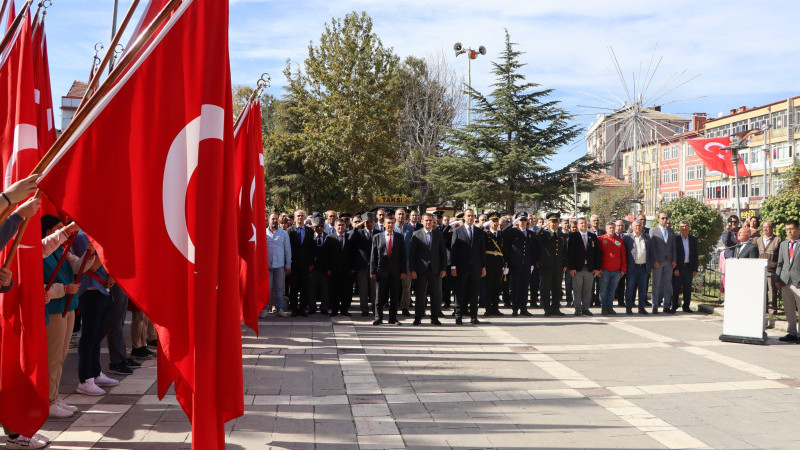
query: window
[
  {"left": 624, "top": 154, "right": 631, "bottom": 169},
  {"left": 686, "top": 142, "right": 694, "bottom": 156},
  {"left": 706, "top": 180, "right": 730, "bottom": 199},
  {"left": 662, "top": 170, "right": 671, "bottom": 184},
  {"left": 696, "top": 165, "right": 705, "bottom": 179},
  {"left": 687, "top": 190, "right": 703, "bottom": 201},
  {"left": 651, "top": 148, "right": 657, "bottom": 163},
  {"left": 750, "top": 176, "right": 761, "bottom": 197},
  {"left": 772, "top": 111, "right": 787, "bottom": 129},
  {"left": 662, "top": 146, "right": 670, "bottom": 161},
  {"left": 740, "top": 152, "right": 748, "bottom": 165},
  {"left": 750, "top": 148, "right": 761, "bottom": 165},
  {"left": 774, "top": 177, "right": 787, "bottom": 194},
  {"left": 671, "top": 169, "right": 679, "bottom": 183},
  {"left": 773, "top": 142, "right": 792, "bottom": 160},
  {"left": 687, "top": 165, "right": 695, "bottom": 181}
]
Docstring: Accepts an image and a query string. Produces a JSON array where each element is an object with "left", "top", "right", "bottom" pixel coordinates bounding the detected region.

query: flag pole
[
  {"left": 29, "top": 0, "right": 183, "bottom": 177},
  {"left": 76, "top": 0, "right": 141, "bottom": 111},
  {"left": 233, "top": 74, "right": 270, "bottom": 132},
  {"left": 0, "top": 0, "right": 31, "bottom": 53}
]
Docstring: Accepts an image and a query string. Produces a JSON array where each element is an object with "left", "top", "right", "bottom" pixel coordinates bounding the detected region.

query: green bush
[
  {"left": 761, "top": 191, "right": 800, "bottom": 239},
  {"left": 659, "top": 197, "right": 723, "bottom": 266}
]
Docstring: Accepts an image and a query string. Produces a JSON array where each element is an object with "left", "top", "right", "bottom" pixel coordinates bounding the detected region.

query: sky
[{"left": 34, "top": 0, "right": 800, "bottom": 171}]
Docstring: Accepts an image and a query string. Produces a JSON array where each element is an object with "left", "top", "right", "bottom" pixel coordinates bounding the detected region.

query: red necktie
[
  {"left": 790, "top": 241, "right": 795, "bottom": 260},
  {"left": 387, "top": 233, "right": 392, "bottom": 259}
]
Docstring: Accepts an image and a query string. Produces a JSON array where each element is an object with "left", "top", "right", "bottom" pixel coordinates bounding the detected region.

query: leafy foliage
[
  {"left": 660, "top": 196, "right": 723, "bottom": 265},
  {"left": 589, "top": 186, "right": 638, "bottom": 224},
  {"left": 426, "top": 30, "right": 604, "bottom": 214},
  {"left": 232, "top": 85, "right": 277, "bottom": 135},
  {"left": 264, "top": 11, "right": 403, "bottom": 212},
  {"left": 761, "top": 162, "right": 800, "bottom": 238}
]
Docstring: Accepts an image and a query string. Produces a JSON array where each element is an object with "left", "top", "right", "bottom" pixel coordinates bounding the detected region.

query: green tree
[
  {"left": 426, "top": 30, "right": 603, "bottom": 214},
  {"left": 589, "top": 185, "right": 638, "bottom": 224},
  {"left": 232, "top": 85, "right": 277, "bottom": 134},
  {"left": 660, "top": 197, "right": 723, "bottom": 266},
  {"left": 266, "top": 11, "right": 403, "bottom": 212},
  {"left": 761, "top": 162, "right": 800, "bottom": 238}
]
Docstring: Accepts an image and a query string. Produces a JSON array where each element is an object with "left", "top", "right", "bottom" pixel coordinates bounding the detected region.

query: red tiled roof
[
  {"left": 589, "top": 172, "right": 629, "bottom": 187},
  {"left": 65, "top": 80, "right": 88, "bottom": 98}
]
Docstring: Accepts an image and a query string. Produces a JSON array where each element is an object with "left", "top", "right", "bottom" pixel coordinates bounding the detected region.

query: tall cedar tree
[
  {"left": 427, "top": 30, "right": 602, "bottom": 214},
  {"left": 264, "top": 12, "right": 403, "bottom": 212}
]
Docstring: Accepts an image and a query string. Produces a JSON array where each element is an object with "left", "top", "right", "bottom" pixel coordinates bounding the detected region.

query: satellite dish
[
  {"left": 453, "top": 42, "right": 462, "bottom": 52},
  {"left": 478, "top": 45, "right": 486, "bottom": 55}
]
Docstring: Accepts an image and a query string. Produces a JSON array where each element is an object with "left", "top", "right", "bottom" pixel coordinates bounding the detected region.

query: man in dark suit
[
  {"left": 324, "top": 219, "right": 353, "bottom": 316},
  {"left": 307, "top": 217, "right": 329, "bottom": 315},
  {"left": 670, "top": 221, "right": 699, "bottom": 313},
  {"left": 288, "top": 210, "right": 314, "bottom": 317},
  {"left": 757, "top": 221, "right": 782, "bottom": 315},
  {"left": 536, "top": 212, "right": 567, "bottom": 317},
  {"left": 370, "top": 215, "right": 407, "bottom": 325},
  {"left": 503, "top": 212, "right": 536, "bottom": 317},
  {"left": 567, "top": 217, "right": 601, "bottom": 316},
  {"left": 450, "top": 209, "right": 486, "bottom": 324},
  {"left": 776, "top": 219, "right": 800, "bottom": 342},
  {"left": 350, "top": 212, "right": 377, "bottom": 316},
  {"left": 734, "top": 227, "right": 758, "bottom": 259},
  {"left": 650, "top": 211, "right": 677, "bottom": 313},
  {"left": 410, "top": 213, "right": 447, "bottom": 325},
  {"left": 622, "top": 219, "right": 654, "bottom": 315}
]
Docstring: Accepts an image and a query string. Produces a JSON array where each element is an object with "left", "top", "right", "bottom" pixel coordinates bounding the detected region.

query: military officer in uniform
[
  {"left": 482, "top": 213, "right": 505, "bottom": 316},
  {"left": 536, "top": 212, "right": 567, "bottom": 316},
  {"left": 503, "top": 212, "right": 536, "bottom": 316}
]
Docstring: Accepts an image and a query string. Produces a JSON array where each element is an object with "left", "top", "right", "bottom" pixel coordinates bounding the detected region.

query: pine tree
[{"left": 427, "top": 30, "right": 603, "bottom": 214}]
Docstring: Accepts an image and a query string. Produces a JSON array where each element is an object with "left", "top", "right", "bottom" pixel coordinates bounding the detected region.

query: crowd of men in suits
[{"left": 263, "top": 206, "right": 765, "bottom": 327}]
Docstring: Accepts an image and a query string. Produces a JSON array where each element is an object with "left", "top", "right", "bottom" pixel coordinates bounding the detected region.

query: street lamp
[
  {"left": 454, "top": 42, "right": 486, "bottom": 125},
  {"left": 568, "top": 167, "right": 581, "bottom": 218}
]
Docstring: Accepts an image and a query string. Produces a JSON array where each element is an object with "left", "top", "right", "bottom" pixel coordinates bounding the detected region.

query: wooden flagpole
[
  {"left": 2, "top": 0, "right": 183, "bottom": 268},
  {"left": 0, "top": 0, "right": 31, "bottom": 53},
  {"left": 75, "top": 0, "right": 140, "bottom": 112}
]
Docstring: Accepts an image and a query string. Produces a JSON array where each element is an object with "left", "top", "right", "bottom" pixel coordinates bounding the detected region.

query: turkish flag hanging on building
[
  {"left": 233, "top": 99, "right": 269, "bottom": 333},
  {"left": 687, "top": 137, "right": 750, "bottom": 177},
  {"left": 37, "top": 1, "right": 243, "bottom": 448},
  {"left": 0, "top": 5, "right": 49, "bottom": 437}
]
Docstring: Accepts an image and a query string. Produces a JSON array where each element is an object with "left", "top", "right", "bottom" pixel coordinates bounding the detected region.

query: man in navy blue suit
[
  {"left": 450, "top": 209, "right": 487, "bottom": 325},
  {"left": 370, "top": 215, "right": 407, "bottom": 325}
]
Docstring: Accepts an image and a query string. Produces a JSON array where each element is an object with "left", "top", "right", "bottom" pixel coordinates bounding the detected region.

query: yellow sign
[{"left": 375, "top": 195, "right": 413, "bottom": 205}]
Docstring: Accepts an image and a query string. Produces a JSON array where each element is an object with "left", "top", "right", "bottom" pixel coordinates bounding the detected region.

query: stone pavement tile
[
  {"left": 385, "top": 393, "right": 419, "bottom": 404},
  {"left": 230, "top": 406, "right": 277, "bottom": 432},
  {"left": 444, "top": 434, "right": 493, "bottom": 448},
  {"left": 253, "top": 395, "right": 291, "bottom": 405},
  {"left": 141, "top": 420, "right": 190, "bottom": 443},
  {"left": 225, "top": 430, "right": 270, "bottom": 449},
  {"left": 313, "top": 419, "right": 357, "bottom": 445},
  {"left": 313, "top": 403, "right": 352, "bottom": 419},
  {"left": 499, "top": 320, "right": 636, "bottom": 345},
  {"left": 47, "top": 426, "right": 109, "bottom": 450},
  {"left": 629, "top": 316, "right": 723, "bottom": 342},
  {"left": 351, "top": 403, "right": 391, "bottom": 416},
  {"left": 389, "top": 402, "right": 430, "bottom": 420},
  {"left": 290, "top": 394, "right": 349, "bottom": 405},
  {"left": 357, "top": 434, "right": 405, "bottom": 449},
  {"left": 354, "top": 416, "right": 399, "bottom": 435},
  {"left": 70, "top": 404, "right": 131, "bottom": 427}
]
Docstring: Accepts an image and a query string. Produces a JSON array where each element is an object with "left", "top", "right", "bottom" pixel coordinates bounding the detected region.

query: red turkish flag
[
  {"left": 0, "top": 6, "right": 49, "bottom": 437},
  {"left": 687, "top": 137, "right": 750, "bottom": 177},
  {"left": 4, "top": 0, "right": 14, "bottom": 30},
  {"left": 126, "top": 0, "right": 172, "bottom": 49},
  {"left": 233, "top": 99, "right": 269, "bottom": 333},
  {"left": 37, "top": 1, "right": 243, "bottom": 448},
  {"left": 31, "top": 17, "right": 60, "bottom": 218}
]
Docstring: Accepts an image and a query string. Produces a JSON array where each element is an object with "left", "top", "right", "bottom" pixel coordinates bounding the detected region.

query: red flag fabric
[
  {"left": 37, "top": 1, "right": 243, "bottom": 448},
  {"left": 4, "top": 0, "right": 14, "bottom": 31},
  {"left": 31, "top": 17, "right": 59, "bottom": 218},
  {"left": 687, "top": 137, "right": 750, "bottom": 177},
  {"left": 126, "top": 0, "right": 171, "bottom": 50},
  {"left": 233, "top": 99, "right": 269, "bottom": 333},
  {"left": 0, "top": 5, "right": 49, "bottom": 436}
]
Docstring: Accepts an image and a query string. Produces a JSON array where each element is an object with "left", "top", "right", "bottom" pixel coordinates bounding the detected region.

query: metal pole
[
  {"left": 732, "top": 147, "right": 742, "bottom": 220},
  {"left": 572, "top": 173, "right": 578, "bottom": 218},
  {"left": 631, "top": 113, "right": 638, "bottom": 216},
  {"left": 467, "top": 55, "right": 471, "bottom": 126},
  {"left": 764, "top": 127, "right": 770, "bottom": 200},
  {"left": 110, "top": 0, "right": 119, "bottom": 74}
]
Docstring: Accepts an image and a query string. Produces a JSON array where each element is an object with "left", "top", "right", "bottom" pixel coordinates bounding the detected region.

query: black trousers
[
  {"left": 454, "top": 269, "right": 480, "bottom": 319},
  {"left": 375, "top": 275, "right": 401, "bottom": 322},
  {"left": 672, "top": 264, "right": 693, "bottom": 310},
  {"left": 328, "top": 271, "right": 352, "bottom": 314},
  {"left": 414, "top": 269, "right": 443, "bottom": 319},
  {"left": 615, "top": 273, "right": 626, "bottom": 303},
  {"left": 78, "top": 290, "right": 111, "bottom": 383},
  {"left": 289, "top": 266, "right": 310, "bottom": 312},
  {"left": 539, "top": 268, "right": 563, "bottom": 313},
  {"left": 442, "top": 272, "right": 453, "bottom": 307},
  {"left": 529, "top": 266, "right": 540, "bottom": 307},
  {"left": 482, "top": 265, "right": 503, "bottom": 312},
  {"left": 510, "top": 266, "right": 530, "bottom": 312}
]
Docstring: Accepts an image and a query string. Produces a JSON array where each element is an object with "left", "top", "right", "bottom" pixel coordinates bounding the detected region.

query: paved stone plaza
[{"left": 24, "top": 310, "right": 800, "bottom": 449}]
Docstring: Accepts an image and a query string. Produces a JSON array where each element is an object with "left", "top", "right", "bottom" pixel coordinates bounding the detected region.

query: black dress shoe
[
  {"left": 520, "top": 310, "right": 533, "bottom": 317},
  {"left": 511, "top": 310, "right": 518, "bottom": 317},
  {"left": 607, "top": 308, "right": 616, "bottom": 315},
  {"left": 413, "top": 318, "right": 421, "bottom": 326},
  {"left": 574, "top": 311, "right": 582, "bottom": 316},
  {"left": 388, "top": 319, "right": 396, "bottom": 324},
  {"left": 431, "top": 318, "right": 442, "bottom": 326},
  {"left": 665, "top": 309, "right": 675, "bottom": 314},
  {"left": 341, "top": 311, "right": 351, "bottom": 316},
  {"left": 402, "top": 309, "right": 411, "bottom": 317},
  {"left": 471, "top": 318, "right": 480, "bottom": 325},
  {"left": 582, "top": 309, "right": 593, "bottom": 316},
  {"left": 361, "top": 311, "right": 370, "bottom": 317},
  {"left": 330, "top": 312, "right": 338, "bottom": 317},
  {"left": 372, "top": 319, "right": 382, "bottom": 325},
  {"left": 645, "top": 301, "right": 653, "bottom": 307},
  {"left": 438, "top": 312, "right": 446, "bottom": 318},
  {"left": 682, "top": 308, "right": 693, "bottom": 313},
  {"left": 553, "top": 310, "right": 566, "bottom": 317},
  {"left": 455, "top": 318, "right": 463, "bottom": 325},
  {"left": 778, "top": 333, "right": 798, "bottom": 342},
  {"left": 638, "top": 309, "right": 649, "bottom": 315},
  {"left": 626, "top": 308, "right": 633, "bottom": 315},
  {"left": 482, "top": 311, "right": 492, "bottom": 317},
  {"left": 494, "top": 310, "right": 505, "bottom": 316},
  {"left": 651, "top": 309, "right": 659, "bottom": 315}
]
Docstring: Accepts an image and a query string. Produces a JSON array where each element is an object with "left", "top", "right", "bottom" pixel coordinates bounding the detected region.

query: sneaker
[
  {"left": 258, "top": 309, "right": 269, "bottom": 319},
  {"left": 146, "top": 339, "right": 158, "bottom": 349},
  {"left": 131, "top": 346, "right": 153, "bottom": 360},
  {"left": 274, "top": 309, "right": 288, "bottom": 318},
  {"left": 56, "top": 399, "right": 78, "bottom": 413},
  {"left": 108, "top": 363, "right": 133, "bottom": 375},
  {"left": 6, "top": 434, "right": 48, "bottom": 449},
  {"left": 95, "top": 372, "right": 119, "bottom": 387},
  {"left": 76, "top": 378, "right": 106, "bottom": 396},
  {"left": 48, "top": 403, "right": 74, "bottom": 418},
  {"left": 124, "top": 358, "right": 142, "bottom": 369}
]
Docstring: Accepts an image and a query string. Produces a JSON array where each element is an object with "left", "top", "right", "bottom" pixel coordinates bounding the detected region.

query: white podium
[{"left": 720, "top": 258, "right": 768, "bottom": 345}]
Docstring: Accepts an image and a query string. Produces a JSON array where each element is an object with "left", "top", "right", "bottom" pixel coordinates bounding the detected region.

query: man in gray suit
[
  {"left": 649, "top": 211, "right": 676, "bottom": 314},
  {"left": 775, "top": 219, "right": 800, "bottom": 342},
  {"left": 410, "top": 213, "right": 448, "bottom": 325}
]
